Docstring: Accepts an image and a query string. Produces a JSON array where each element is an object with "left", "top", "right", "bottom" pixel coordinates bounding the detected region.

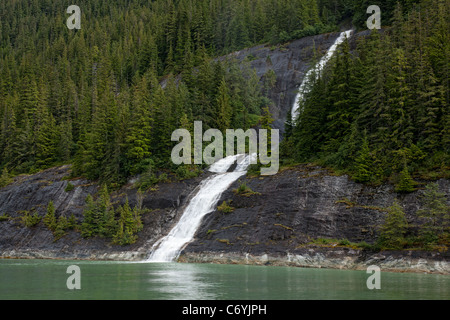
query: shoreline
[
  {"left": 1, "top": 247, "right": 448, "bottom": 275},
  {"left": 178, "top": 249, "right": 450, "bottom": 275}
]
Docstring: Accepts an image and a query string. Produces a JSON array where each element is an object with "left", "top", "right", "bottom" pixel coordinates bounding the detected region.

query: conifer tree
[
  {"left": 324, "top": 38, "right": 357, "bottom": 151},
  {"left": 19, "top": 67, "right": 39, "bottom": 127},
  {"left": 414, "top": 52, "right": 445, "bottom": 152},
  {"left": 113, "top": 198, "right": 138, "bottom": 245},
  {"left": 0, "top": 167, "right": 12, "bottom": 188},
  {"left": 43, "top": 200, "right": 57, "bottom": 232},
  {"left": 387, "top": 48, "right": 413, "bottom": 150},
  {"left": 377, "top": 200, "right": 409, "bottom": 250},
  {"left": 0, "top": 103, "right": 17, "bottom": 167},
  {"left": 355, "top": 30, "right": 389, "bottom": 144},
  {"left": 138, "top": 35, "right": 159, "bottom": 75},
  {"left": 395, "top": 164, "right": 416, "bottom": 193},
  {"left": 80, "top": 195, "right": 97, "bottom": 238},
  {"left": 151, "top": 85, "right": 172, "bottom": 161},
  {"left": 126, "top": 73, "right": 153, "bottom": 174},
  {"left": 354, "top": 132, "right": 373, "bottom": 183},
  {"left": 417, "top": 182, "right": 450, "bottom": 244},
  {"left": 81, "top": 185, "right": 115, "bottom": 238},
  {"left": 215, "top": 78, "right": 232, "bottom": 133}
]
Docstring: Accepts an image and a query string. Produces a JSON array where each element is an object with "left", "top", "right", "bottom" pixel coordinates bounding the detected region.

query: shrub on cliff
[
  {"left": 43, "top": 201, "right": 57, "bottom": 231},
  {"left": 218, "top": 201, "right": 234, "bottom": 213},
  {"left": 80, "top": 185, "right": 116, "bottom": 238},
  {"left": 44, "top": 200, "right": 79, "bottom": 240},
  {"left": 19, "top": 210, "right": 41, "bottom": 228},
  {"left": 233, "top": 182, "right": 260, "bottom": 197}
]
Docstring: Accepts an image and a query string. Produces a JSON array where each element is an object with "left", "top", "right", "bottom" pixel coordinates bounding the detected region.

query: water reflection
[{"left": 145, "top": 263, "right": 218, "bottom": 300}]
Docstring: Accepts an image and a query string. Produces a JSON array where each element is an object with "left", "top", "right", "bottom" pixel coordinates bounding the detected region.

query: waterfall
[
  {"left": 291, "top": 30, "right": 353, "bottom": 121},
  {"left": 146, "top": 31, "right": 353, "bottom": 263},
  {"left": 147, "top": 153, "right": 256, "bottom": 262}
]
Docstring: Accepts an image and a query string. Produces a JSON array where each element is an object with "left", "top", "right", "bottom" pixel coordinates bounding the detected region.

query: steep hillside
[{"left": 0, "top": 30, "right": 448, "bottom": 274}]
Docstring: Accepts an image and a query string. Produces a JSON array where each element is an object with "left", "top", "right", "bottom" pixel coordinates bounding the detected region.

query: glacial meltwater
[{"left": 0, "top": 259, "right": 448, "bottom": 300}]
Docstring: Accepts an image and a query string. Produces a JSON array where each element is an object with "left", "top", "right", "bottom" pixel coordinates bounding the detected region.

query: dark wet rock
[
  {"left": 0, "top": 165, "right": 205, "bottom": 260},
  {"left": 182, "top": 165, "right": 449, "bottom": 273},
  {"left": 219, "top": 32, "right": 343, "bottom": 133}
]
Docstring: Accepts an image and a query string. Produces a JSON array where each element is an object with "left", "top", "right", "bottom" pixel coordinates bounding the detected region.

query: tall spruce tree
[{"left": 377, "top": 200, "right": 409, "bottom": 250}]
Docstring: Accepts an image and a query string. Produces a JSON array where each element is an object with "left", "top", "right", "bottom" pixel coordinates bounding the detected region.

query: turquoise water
[{"left": 0, "top": 259, "right": 448, "bottom": 300}]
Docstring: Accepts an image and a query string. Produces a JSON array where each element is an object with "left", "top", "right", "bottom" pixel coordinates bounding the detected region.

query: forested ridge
[
  {"left": 0, "top": 0, "right": 344, "bottom": 186},
  {"left": 0, "top": 0, "right": 447, "bottom": 190},
  {"left": 283, "top": 0, "right": 449, "bottom": 191}
]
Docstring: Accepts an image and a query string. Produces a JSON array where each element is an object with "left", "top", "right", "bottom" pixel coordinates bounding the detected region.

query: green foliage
[
  {"left": 19, "top": 210, "right": 41, "bottom": 228},
  {"left": 218, "top": 201, "right": 234, "bottom": 214},
  {"left": 43, "top": 201, "right": 57, "bottom": 231},
  {"left": 65, "top": 182, "right": 75, "bottom": 193},
  {"left": 80, "top": 186, "right": 145, "bottom": 245},
  {"left": 233, "top": 181, "right": 260, "bottom": 197},
  {"left": 53, "top": 216, "right": 69, "bottom": 241},
  {"left": 134, "top": 164, "right": 172, "bottom": 191},
  {"left": 175, "top": 165, "right": 201, "bottom": 180},
  {"left": 417, "top": 183, "right": 450, "bottom": 246},
  {"left": 80, "top": 185, "right": 116, "bottom": 238},
  {"left": 1, "top": 0, "right": 283, "bottom": 185},
  {"left": 287, "top": 1, "right": 450, "bottom": 185},
  {"left": 112, "top": 197, "right": 144, "bottom": 246},
  {"left": 0, "top": 0, "right": 446, "bottom": 191},
  {"left": 395, "top": 165, "right": 416, "bottom": 193},
  {"left": 353, "top": 133, "right": 373, "bottom": 183},
  {"left": 0, "top": 168, "right": 12, "bottom": 188},
  {"left": 377, "top": 200, "right": 409, "bottom": 250}
]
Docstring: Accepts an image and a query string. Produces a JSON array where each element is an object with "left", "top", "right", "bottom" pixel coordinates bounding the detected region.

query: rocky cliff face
[
  {"left": 220, "top": 31, "right": 343, "bottom": 132},
  {"left": 0, "top": 165, "right": 206, "bottom": 260},
  {"left": 221, "top": 29, "right": 373, "bottom": 132},
  {"left": 1, "top": 164, "right": 447, "bottom": 273},
  {"left": 196, "top": 165, "right": 447, "bottom": 250}
]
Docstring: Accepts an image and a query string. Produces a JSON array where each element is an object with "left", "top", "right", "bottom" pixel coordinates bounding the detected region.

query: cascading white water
[
  {"left": 146, "top": 31, "right": 353, "bottom": 263},
  {"left": 147, "top": 154, "right": 256, "bottom": 262},
  {"left": 291, "top": 30, "right": 353, "bottom": 120}
]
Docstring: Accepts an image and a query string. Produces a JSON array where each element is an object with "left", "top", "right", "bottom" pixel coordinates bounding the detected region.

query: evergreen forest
[
  {"left": 283, "top": 0, "right": 449, "bottom": 190},
  {"left": 0, "top": 0, "right": 448, "bottom": 191}
]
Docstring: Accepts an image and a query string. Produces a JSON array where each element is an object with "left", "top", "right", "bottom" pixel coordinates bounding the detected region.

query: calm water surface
[{"left": 0, "top": 259, "right": 448, "bottom": 300}]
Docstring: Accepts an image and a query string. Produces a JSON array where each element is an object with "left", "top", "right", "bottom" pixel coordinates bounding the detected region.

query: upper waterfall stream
[
  {"left": 291, "top": 30, "right": 353, "bottom": 120},
  {"left": 147, "top": 154, "right": 256, "bottom": 262}
]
